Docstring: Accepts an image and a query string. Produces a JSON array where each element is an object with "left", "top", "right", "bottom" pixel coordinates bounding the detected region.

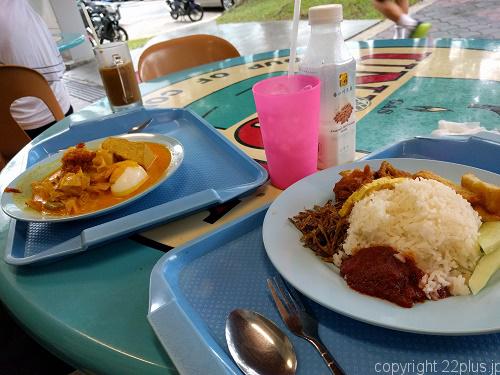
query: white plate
[
  {"left": 263, "top": 158, "right": 500, "bottom": 335},
  {"left": 1, "top": 133, "right": 184, "bottom": 223}
]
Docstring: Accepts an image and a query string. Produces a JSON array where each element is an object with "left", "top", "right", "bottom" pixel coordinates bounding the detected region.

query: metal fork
[{"left": 267, "top": 276, "right": 346, "bottom": 375}]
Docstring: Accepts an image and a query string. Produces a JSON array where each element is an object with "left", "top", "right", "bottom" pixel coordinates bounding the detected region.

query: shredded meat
[{"left": 289, "top": 200, "right": 348, "bottom": 261}]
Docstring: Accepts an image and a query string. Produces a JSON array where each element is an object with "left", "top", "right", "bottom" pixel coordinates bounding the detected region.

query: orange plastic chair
[
  {"left": 138, "top": 34, "right": 240, "bottom": 82},
  {"left": 0, "top": 65, "right": 64, "bottom": 162}
]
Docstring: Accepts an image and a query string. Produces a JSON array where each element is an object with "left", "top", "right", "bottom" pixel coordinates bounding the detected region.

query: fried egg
[{"left": 110, "top": 161, "right": 148, "bottom": 197}]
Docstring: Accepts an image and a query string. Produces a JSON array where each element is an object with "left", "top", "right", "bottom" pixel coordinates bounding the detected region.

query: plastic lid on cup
[{"left": 308, "top": 4, "right": 342, "bottom": 25}]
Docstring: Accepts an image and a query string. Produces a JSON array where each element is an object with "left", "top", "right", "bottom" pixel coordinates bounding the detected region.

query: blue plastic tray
[
  {"left": 364, "top": 132, "right": 500, "bottom": 173},
  {"left": 4, "top": 108, "right": 267, "bottom": 265},
  {"left": 148, "top": 133, "right": 500, "bottom": 375}
]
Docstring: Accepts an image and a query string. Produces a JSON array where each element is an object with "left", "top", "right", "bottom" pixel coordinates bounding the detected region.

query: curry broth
[{"left": 33, "top": 142, "right": 171, "bottom": 216}]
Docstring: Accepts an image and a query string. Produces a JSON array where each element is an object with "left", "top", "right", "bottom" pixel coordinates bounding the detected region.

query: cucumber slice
[
  {"left": 478, "top": 221, "right": 500, "bottom": 255},
  {"left": 469, "top": 248, "right": 500, "bottom": 295}
]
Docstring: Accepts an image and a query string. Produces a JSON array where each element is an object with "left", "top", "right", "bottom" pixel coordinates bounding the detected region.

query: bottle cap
[{"left": 308, "top": 4, "right": 343, "bottom": 25}]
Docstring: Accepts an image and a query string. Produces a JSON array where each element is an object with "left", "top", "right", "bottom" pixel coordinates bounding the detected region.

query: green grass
[
  {"left": 218, "top": 0, "right": 419, "bottom": 24},
  {"left": 128, "top": 37, "right": 152, "bottom": 50}
]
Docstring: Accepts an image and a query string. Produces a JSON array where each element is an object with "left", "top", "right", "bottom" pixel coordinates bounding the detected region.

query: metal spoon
[
  {"left": 127, "top": 118, "right": 153, "bottom": 134},
  {"left": 225, "top": 309, "right": 297, "bottom": 375}
]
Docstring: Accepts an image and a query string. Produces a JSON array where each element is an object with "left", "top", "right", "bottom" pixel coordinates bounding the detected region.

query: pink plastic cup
[{"left": 253, "top": 74, "right": 321, "bottom": 189}]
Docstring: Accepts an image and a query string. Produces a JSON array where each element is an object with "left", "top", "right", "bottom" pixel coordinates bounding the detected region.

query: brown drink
[
  {"left": 94, "top": 42, "right": 143, "bottom": 111},
  {"left": 99, "top": 61, "right": 142, "bottom": 107}
]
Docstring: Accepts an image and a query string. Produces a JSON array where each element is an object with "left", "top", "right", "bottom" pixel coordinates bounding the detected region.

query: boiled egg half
[{"left": 110, "top": 160, "right": 148, "bottom": 197}]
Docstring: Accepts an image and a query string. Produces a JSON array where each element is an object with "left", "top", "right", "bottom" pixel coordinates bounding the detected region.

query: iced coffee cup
[{"left": 94, "top": 42, "right": 142, "bottom": 111}]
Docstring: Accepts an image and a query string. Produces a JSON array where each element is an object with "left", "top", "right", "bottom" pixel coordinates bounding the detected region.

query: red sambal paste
[{"left": 340, "top": 246, "right": 426, "bottom": 308}]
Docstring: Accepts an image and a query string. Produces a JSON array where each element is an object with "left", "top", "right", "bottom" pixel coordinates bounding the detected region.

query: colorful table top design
[{"left": 0, "top": 39, "right": 500, "bottom": 375}]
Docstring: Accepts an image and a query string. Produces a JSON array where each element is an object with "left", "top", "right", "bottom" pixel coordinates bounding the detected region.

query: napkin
[{"left": 431, "top": 120, "right": 499, "bottom": 136}]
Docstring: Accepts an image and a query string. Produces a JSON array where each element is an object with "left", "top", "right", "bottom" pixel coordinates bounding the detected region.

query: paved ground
[
  {"left": 376, "top": 0, "right": 500, "bottom": 39},
  {"left": 119, "top": 0, "right": 222, "bottom": 40}
]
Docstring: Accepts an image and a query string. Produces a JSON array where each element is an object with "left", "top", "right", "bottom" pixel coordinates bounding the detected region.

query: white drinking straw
[
  {"left": 80, "top": 3, "right": 100, "bottom": 47},
  {"left": 288, "top": 0, "right": 302, "bottom": 76}
]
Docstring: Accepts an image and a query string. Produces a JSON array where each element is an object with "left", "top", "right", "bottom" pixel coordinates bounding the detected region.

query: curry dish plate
[
  {"left": 1, "top": 133, "right": 184, "bottom": 223},
  {"left": 263, "top": 158, "right": 500, "bottom": 335}
]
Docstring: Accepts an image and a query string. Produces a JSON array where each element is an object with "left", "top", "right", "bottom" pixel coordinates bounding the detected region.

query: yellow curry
[{"left": 26, "top": 138, "right": 171, "bottom": 216}]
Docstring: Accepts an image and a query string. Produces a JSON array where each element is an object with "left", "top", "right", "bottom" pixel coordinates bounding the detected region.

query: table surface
[{"left": 1, "top": 38, "right": 500, "bottom": 375}]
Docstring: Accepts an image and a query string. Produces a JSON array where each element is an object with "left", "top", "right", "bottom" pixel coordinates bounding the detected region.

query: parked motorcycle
[
  {"left": 166, "top": 0, "right": 204, "bottom": 22},
  {"left": 79, "top": 0, "right": 128, "bottom": 46}
]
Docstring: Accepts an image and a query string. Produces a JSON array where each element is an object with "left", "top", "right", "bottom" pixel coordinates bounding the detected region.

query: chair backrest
[
  {"left": 138, "top": 34, "right": 240, "bottom": 82},
  {"left": 0, "top": 65, "right": 64, "bottom": 161}
]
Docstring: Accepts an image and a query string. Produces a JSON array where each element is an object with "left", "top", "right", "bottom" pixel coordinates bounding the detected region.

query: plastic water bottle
[{"left": 299, "top": 4, "right": 356, "bottom": 169}]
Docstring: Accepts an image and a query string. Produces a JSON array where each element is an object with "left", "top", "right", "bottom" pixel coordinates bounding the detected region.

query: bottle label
[{"left": 300, "top": 59, "right": 356, "bottom": 169}]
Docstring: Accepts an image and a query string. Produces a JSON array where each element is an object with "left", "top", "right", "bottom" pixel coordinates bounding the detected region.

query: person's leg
[
  {"left": 372, "top": 0, "right": 405, "bottom": 23},
  {"left": 373, "top": 0, "right": 431, "bottom": 38},
  {"left": 396, "top": 0, "right": 409, "bottom": 14},
  {"left": 394, "top": 0, "right": 408, "bottom": 39},
  {"left": 391, "top": 1, "right": 408, "bottom": 39}
]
